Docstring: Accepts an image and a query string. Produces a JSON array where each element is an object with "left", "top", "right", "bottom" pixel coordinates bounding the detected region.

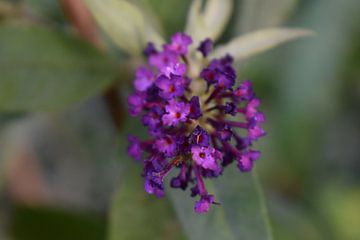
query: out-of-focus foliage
[
  {"left": 85, "top": 0, "right": 164, "bottom": 56},
  {"left": 185, "top": 0, "right": 233, "bottom": 44},
  {"left": 0, "top": 24, "right": 116, "bottom": 111},
  {"left": 170, "top": 169, "right": 272, "bottom": 240},
  {"left": 211, "top": 27, "right": 314, "bottom": 61}
]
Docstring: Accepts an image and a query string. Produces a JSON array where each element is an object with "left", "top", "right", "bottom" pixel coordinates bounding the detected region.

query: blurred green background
[{"left": 0, "top": 0, "right": 359, "bottom": 239}]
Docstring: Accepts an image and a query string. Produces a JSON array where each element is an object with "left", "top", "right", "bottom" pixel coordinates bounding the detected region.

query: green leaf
[
  {"left": 185, "top": 0, "right": 233, "bottom": 44},
  {"left": 202, "top": 0, "right": 233, "bottom": 41},
  {"left": 214, "top": 169, "right": 273, "bottom": 240},
  {"left": 85, "top": 0, "right": 164, "bottom": 56},
  {"left": 0, "top": 24, "right": 116, "bottom": 111},
  {"left": 169, "top": 182, "right": 235, "bottom": 240},
  {"left": 211, "top": 28, "right": 314, "bottom": 61},
  {"left": 169, "top": 168, "right": 273, "bottom": 240}
]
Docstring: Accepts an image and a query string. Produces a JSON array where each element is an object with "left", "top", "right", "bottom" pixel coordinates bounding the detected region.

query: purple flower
[
  {"left": 197, "top": 38, "right": 213, "bottom": 57},
  {"left": 127, "top": 136, "right": 143, "bottom": 161},
  {"left": 234, "top": 80, "right": 254, "bottom": 100},
  {"left": 164, "top": 32, "right": 192, "bottom": 55},
  {"left": 134, "top": 67, "right": 155, "bottom": 92},
  {"left": 162, "top": 100, "right": 190, "bottom": 126},
  {"left": 170, "top": 164, "right": 190, "bottom": 190},
  {"left": 237, "top": 150, "right": 260, "bottom": 172},
  {"left": 191, "top": 146, "right": 221, "bottom": 171},
  {"left": 127, "top": 34, "right": 266, "bottom": 214},
  {"left": 190, "top": 126, "right": 210, "bottom": 146},
  {"left": 142, "top": 106, "right": 163, "bottom": 129},
  {"left": 194, "top": 194, "right": 215, "bottom": 213},
  {"left": 154, "top": 135, "right": 177, "bottom": 157},
  {"left": 155, "top": 74, "right": 186, "bottom": 100},
  {"left": 188, "top": 96, "right": 202, "bottom": 119},
  {"left": 248, "top": 125, "right": 266, "bottom": 141},
  {"left": 143, "top": 42, "right": 158, "bottom": 57},
  {"left": 127, "top": 92, "right": 145, "bottom": 117}
]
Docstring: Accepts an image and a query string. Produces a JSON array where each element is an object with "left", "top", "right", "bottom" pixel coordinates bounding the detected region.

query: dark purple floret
[
  {"left": 143, "top": 42, "right": 158, "bottom": 57},
  {"left": 154, "top": 135, "right": 177, "bottom": 157},
  {"left": 190, "top": 126, "right": 210, "bottom": 147},
  {"left": 188, "top": 96, "right": 202, "bottom": 119},
  {"left": 155, "top": 74, "right": 186, "bottom": 100},
  {"left": 127, "top": 33, "right": 266, "bottom": 214},
  {"left": 170, "top": 164, "right": 190, "bottom": 190},
  {"left": 197, "top": 38, "right": 213, "bottom": 57}
]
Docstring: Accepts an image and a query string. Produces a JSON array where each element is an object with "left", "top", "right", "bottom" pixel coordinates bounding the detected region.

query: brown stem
[
  {"left": 103, "top": 85, "right": 125, "bottom": 131},
  {"left": 60, "top": 0, "right": 103, "bottom": 49},
  {"left": 60, "top": 0, "right": 125, "bottom": 131}
]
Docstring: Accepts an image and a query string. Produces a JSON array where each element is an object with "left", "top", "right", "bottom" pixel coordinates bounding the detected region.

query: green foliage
[
  {"left": 211, "top": 28, "right": 314, "bottom": 61},
  {"left": 11, "top": 205, "right": 106, "bottom": 240},
  {"left": 85, "top": 0, "right": 164, "bottom": 56},
  {"left": 141, "top": 0, "right": 191, "bottom": 37},
  {"left": 169, "top": 169, "right": 272, "bottom": 240},
  {"left": 0, "top": 24, "right": 116, "bottom": 111}
]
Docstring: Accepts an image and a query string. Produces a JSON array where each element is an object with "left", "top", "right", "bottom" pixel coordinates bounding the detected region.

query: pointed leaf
[
  {"left": 203, "top": 0, "right": 233, "bottom": 41},
  {"left": 185, "top": 0, "right": 233, "bottom": 44},
  {"left": 169, "top": 168, "right": 273, "bottom": 240},
  {"left": 211, "top": 28, "right": 314, "bottom": 61},
  {"left": 85, "top": 0, "right": 164, "bottom": 56},
  {"left": 0, "top": 24, "right": 116, "bottom": 111}
]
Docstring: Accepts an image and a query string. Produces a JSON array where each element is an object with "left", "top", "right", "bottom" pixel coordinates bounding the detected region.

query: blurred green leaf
[
  {"left": 317, "top": 184, "right": 360, "bottom": 240},
  {"left": 0, "top": 24, "right": 116, "bottom": 111},
  {"left": 169, "top": 183, "right": 234, "bottom": 240},
  {"left": 185, "top": 0, "right": 233, "bottom": 44},
  {"left": 23, "top": 0, "right": 65, "bottom": 23},
  {"left": 236, "top": 0, "right": 298, "bottom": 34},
  {"left": 169, "top": 169, "right": 273, "bottom": 240},
  {"left": 214, "top": 169, "right": 273, "bottom": 240},
  {"left": 85, "top": 0, "right": 164, "bottom": 56},
  {"left": 140, "top": 0, "right": 191, "bottom": 37},
  {"left": 211, "top": 28, "right": 314, "bottom": 62},
  {"left": 269, "top": 196, "right": 322, "bottom": 240}
]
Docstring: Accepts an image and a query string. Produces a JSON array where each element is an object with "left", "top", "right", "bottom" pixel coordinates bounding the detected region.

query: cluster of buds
[{"left": 127, "top": 32, "right": 265, "bottom": 213}]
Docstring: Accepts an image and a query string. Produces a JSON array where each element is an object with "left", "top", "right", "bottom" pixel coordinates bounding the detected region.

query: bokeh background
[{"left": 0, "top": 0, "right": 359, "bottom": 239}]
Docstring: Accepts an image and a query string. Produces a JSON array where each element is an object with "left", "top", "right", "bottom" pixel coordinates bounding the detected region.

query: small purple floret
[
  {"left": 194, "top": 194, "right": 215, "bottom": 213},
  {"left": 197, "top": 38, "right": 213, "bottom": 57},
  {"left": 162, "top": 100, "right": 190, "bottom": 126}
]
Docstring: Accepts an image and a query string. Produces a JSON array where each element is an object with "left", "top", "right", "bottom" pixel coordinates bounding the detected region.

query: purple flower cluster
[{"left": 127, "top": 33, "right": 265, "bottom": 214}]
